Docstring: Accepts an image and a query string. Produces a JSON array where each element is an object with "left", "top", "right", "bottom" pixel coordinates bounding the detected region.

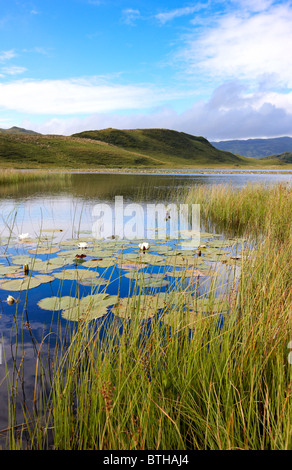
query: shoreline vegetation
[
  {"left": 1, "top": 181, "right": 291, "bottom": 450},
  {"left": 0, "top": 167, "right": 291, "bottom": 187}
]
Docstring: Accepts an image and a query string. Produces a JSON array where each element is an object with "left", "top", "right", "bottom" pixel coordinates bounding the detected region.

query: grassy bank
[{"left": 3, "top": 182, "right": 292, "bottom": 450}]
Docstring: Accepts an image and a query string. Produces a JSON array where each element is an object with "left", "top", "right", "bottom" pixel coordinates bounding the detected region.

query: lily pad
[
  {"left": 167, "top": 268, "right": 207, "bottom": 278},
  {"left": 38, "top": 295, "right": 78, "bottom": 311},
  {"left": 11, "top": 255, "right": 42, "bottom": 266},
  {"left": 77, "top": 277, "right": 108, "bottom": 287},
  {"left": 112, "top": 295, "right": 166, "bottom": 320},
  {"left": 87, "top": 258, "right": 116, "bottom": 268},
  {"left": 118, "top": 261, "right": 147, "bottom": 270},
  {"left": 54, "top": 268, "right": 100, "bottom": 280},
  {"left": 28, "top": 247, "right": 60, "bottom": 255},
  {"left": 81, "top": 260, "right": 104, "bottom": 268},
  {"left": 165, "top": 255, "right": 203, "bottom": 268},
  {"left": 62, "top": 294, "right": 118, "bottom": 322},
  {"left": 0, "top": 265, "right": 23, "bottom": 276},
  {"left": 40, "top": 228, "right": 64, "bottom": 233},
  {"left": 34, "top": 274, "right": 55, "bottom": 283},
  {"left": 0, "top": 277, "right": 41, "bottom": 291}
]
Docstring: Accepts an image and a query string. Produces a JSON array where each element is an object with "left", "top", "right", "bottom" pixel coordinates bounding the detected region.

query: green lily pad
[
  {"left": 112, "top": 295, "right": 166, "bottom": 320},
  {"left": 28, "top": 247, "right": 60, "bottom": 255},
  {"left": 56, "top": 249, "right": 81, "bottom": 258},
  {"left": 47, "top": 257, "right": 71, "bottom": 267},
  {"left": 81, "top": 260, "right": 104, "bottom": 268},
  {"left": 11, "top": 255, "right": 42, "bottom": 266},
  {"left": 54, "top": 268, "right": 100, "bottom": 280},
  {"left": 40, "top": 228, "right": 64, "bottom": 233},
  {"left": 34, "top": 274, "right": 55, "bottom": 283},
  {"left": 0, "top": 265, "right": 23, "bottom": 276},
  {"left": 0, "top": 277, "right": 41, "bottom": 291},
  {"left": 62, "top": 294, "right": 118, "bottom": 322},
  {"left": 167, "top": 268, "right": 208, "bottom": 278},
  {"left": 165, "top": 255, "right": 203, "bottom": 268},
  {"left": 87, "top": 258, "right": 116, "bottom": 268},
  {"left": 38, "top": 295, "right": 78, "bottom": 311},
  {"left": 77, "top": 277, "right": 108, "bottom": 287},
  {"left": 118, "top": 261, "right": 147, "bottom": 270}
]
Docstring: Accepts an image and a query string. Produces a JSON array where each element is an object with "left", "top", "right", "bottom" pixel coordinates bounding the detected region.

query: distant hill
[
  {"left": 211, "top": 136, "right": 292, "bottom": 158},
  {"left": 0, "top": 126, "right": 40, "bottom": 135},
  {"left": 260, "top": 152, "right": 292, "bottom": 165},
  {"left": 72, "top": 128, "right": 244, "bottom": 166},
  {"left": 0, "top": 127, "right": 289, "bottom": 169}
]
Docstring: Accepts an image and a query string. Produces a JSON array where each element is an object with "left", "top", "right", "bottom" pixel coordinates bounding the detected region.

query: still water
[
  {"left": 0, "top": 171, "right": 291, "bottom": 444},
  {"left": 1, "top": 171, "right": 292, "bottom": 238}
]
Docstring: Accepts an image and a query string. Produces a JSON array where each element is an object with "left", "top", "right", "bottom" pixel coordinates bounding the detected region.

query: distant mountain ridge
[
  {"left": 0, "top": 126, "right": 40, "bottom": 135},
  {"left": 211, "top": 136, "right": 292, "bottom": 158}
]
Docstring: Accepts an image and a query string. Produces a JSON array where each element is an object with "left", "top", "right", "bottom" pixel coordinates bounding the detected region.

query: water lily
[
  {"left": 18, "top": 233, "right": 30, "bottom": 240},
  {"left": 78, "top": 242, "right": 88, "bottom": 249},
  {"left": 7, "top": 295, "right": 16, "bottom": 305},
  {"left": 139, "top": 242, "right": 150, "bottom": 251}
]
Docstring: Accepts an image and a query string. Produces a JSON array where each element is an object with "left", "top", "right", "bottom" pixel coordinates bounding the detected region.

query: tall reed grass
[
  {"left": 4, "top": 182, "right": 292, "bottom": 450},
  {"left": 0, "top": 169, "right": 69, "bottom": 186}
]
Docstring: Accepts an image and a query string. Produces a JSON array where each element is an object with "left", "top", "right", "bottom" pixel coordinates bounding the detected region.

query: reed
[
  {"left": 0, "top": 169, "right": 69, "bottom": 186},
  {"left": 4, "top": 182, "right": 292, "bottom": 450}
]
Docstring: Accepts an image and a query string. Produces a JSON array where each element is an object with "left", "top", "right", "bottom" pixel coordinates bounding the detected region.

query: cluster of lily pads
[{"left": 0, "top": 229, "right": 246, "bottom": 325}]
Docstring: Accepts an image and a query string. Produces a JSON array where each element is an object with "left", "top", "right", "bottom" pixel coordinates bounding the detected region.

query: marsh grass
[
  {"left": 3, "top": 182, "right": 292, "bottom": 450},
  {"left": 0, "top": 169, "right": 70, "bottom": 186}
]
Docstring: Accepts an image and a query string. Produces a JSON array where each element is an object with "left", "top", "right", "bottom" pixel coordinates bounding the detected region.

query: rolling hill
[
  {"left": 260, "top": 152, "right": 292, "bottom": 165},
  {"left": 211, "top": 136, "right": 292, "bottom": 158},
  {"left": 0, "top": 127, "right": 252, "bottom": 169},
  {"left": 0, "top": 127, "right": 291, "bottom": 169},
  {"left": 71, "top": 128, "right": 246, "bottom": 166},
  {"left": 0, "top": 126, "right": 40, "bottom": 135}
]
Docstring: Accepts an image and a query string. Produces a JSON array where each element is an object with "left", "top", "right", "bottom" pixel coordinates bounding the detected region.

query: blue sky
[{"left": 0, "top": 0, "right": 292, "bottom": 139}]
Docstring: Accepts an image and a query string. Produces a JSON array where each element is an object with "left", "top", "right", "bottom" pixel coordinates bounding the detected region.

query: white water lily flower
[
  {"left": 7, "top": 295, "right": 16, "bottom": 304},
  {"left": 139, "top": 242, "right": 150, "bottom": 251},
  {"left": 18, "top": 233, "right": 30, "bottom": 240},
  {"left": 78, "top": 242, "right": 88, "bottom": 249}
]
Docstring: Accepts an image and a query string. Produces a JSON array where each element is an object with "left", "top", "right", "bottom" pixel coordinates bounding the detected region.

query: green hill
[
  {"left": 71, "top": 128, "right": 245, "bottom": 166},
  {"left": 0, "top": 127, "right": 288, "bottom": 169},
  {"left": 0, "top": 126, "right": 40, "bottom": 135},
  {"left": 260, "top": 152, "right": 292, "bottom": 165}
]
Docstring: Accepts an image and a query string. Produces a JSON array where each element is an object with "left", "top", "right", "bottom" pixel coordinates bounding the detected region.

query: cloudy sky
[{"left": 0, "top": 0, "right": 292, "bottom": 140}]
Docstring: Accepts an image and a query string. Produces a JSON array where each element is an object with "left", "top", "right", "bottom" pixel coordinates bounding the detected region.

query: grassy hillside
[
  {"left": 260, "top": 152, "right": 292, "bottom": 165},
  {"left": 211, "top": 136, "right": 292, "bottom": 158},
  {"left": 0, "top": 126, "right": 40, "bottom": 135},
  {"left": 72, "top": 128, "right": 245, "bottom": 166},
  {"left": 0, "top": 127, "right": 290, "bottom": 169},
  {"left": 0, "top": 133, "right": 162, "bottom": 169}
]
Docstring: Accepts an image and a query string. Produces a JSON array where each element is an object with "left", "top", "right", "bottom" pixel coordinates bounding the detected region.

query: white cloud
[
  {"left": 155, "top": 4, "right": 208, "bottom": 24},
  {"left": 121, "top": 9, "right": 141, "bottom": 25},
  {"left": 1, "top": 65, "right": 27, "bottom": 75},
  {"left": 0, "top": 77, "right": 182, "bottom": 115},
  {"left": 179, "top": 3, "right": 292, "bottom": 87},
  {"left": 20, "top": 80, "right": 292, "bottom": 140},
  {"left": 0, "top": 50, "right": 17, "bottom": 62}
]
